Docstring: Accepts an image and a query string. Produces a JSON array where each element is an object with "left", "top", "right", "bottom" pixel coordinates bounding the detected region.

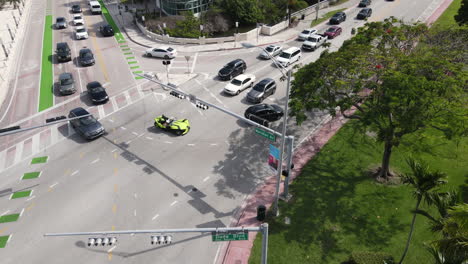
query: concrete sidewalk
[{"left": 104, "top": 0, "right": 360, "bottom": 52}]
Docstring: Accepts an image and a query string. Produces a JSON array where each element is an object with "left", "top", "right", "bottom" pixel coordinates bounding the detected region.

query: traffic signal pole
[{"left": 44, "top": 223, "right": 269, "bottom": 264}]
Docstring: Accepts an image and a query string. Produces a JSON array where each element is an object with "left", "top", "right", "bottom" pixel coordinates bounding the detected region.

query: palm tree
[{"left": 398, "top": 158, "right": 447, "bottom": 264}]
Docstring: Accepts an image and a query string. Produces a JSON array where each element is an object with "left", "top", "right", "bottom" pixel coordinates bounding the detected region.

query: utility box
[{"left": 256, "top": 205, "right": 266, "bottom": 221}]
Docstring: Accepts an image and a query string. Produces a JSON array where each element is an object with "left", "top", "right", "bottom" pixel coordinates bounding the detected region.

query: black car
[
  {"left": 56, "top": 42, "right": 71, "bottom": 62},
  {"left": 245, "top": 104, "right": 284, "bottom": 124},
  {"left": 71, "top": 4, "right": 82, "bottom": 13},
  {"left": 69, "top": 107, "right": 105, "bottom": 140},
  {"left": 357, "top": 8, "right": 372, "bottom": 19},
  {"left": 329, "top": 12, "right": 346, "bottom": 24},
  {"left": 79, "top": 48, "right": 95, "bottom": 66},
  {"left": 58, "top": 72, "right": 76, "bottom": 95},
  {"left": 246, "top": 78, "right": 276, "bottom": 103},
  {"left": 86, "top": 81, "right": 109, "bottom": 104},
  {"left": 99, "top": 24, "right": 114, "bottom": 37},
  {"left": 358, "top": 0, "right": 371, "bottom": 7},
  {"left": 218, "top": 59, "right": 247, "bottom": 81}
]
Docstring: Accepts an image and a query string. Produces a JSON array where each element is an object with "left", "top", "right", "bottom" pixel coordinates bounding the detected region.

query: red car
[{"left": 324, "top": 26, "right": 342, "bottom": 39}]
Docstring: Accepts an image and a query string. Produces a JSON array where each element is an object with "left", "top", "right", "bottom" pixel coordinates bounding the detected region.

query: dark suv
[
  {"left": 218, "top": 59, "right": 247, "bottom": 80},
  {"left": 79, "top": 48, "right": 95, "bottom": 66},
  {"left": 99, "top": 24, "right": 114, "bottom": 37},
  {"left": 247, "top": 78, "right": 276, "bottom": 103},
  {"left": 329, "top": 12, "right": 346, "bottom": 24},
  {"left": 69, "top": 107, "right": 105, "bottom": 140},
  {"left": 56, "top": 42, "right": 71, "bottom": 62}
]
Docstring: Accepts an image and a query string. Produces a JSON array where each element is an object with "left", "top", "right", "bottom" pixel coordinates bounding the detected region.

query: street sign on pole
[
  {"left": 211, "top": 231, "right": 248, "bottom": 242},
  {"left": 255, "top": 127, "right": 276, "bottom": 141}
]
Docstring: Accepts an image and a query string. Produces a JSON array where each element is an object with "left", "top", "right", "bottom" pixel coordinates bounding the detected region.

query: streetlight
[{"left": 242, "top": 42, "right": 293, "bottom": 216}]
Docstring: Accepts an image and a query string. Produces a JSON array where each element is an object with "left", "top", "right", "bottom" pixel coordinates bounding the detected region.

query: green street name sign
[
  {"left": 255, "top": 128, "right": 276, "bottom": 142},
  {"left": 211, "top": 231, "right": 249, "bottom": 242}
]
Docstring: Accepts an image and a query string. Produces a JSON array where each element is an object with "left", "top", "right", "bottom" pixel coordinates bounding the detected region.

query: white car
[
  {"left": 145, "top": 46, "right": 177, "bottom": 59},
  {"left": 75, "top": 26, "right": 88, "bottom": 39},
  {"left": 298, "top": 28, "right": 318, "bottom": 40},
  {"left": 73, "top": 14, "right": 84, "bottom": 26},
  {"left": 224, "top": 74, "right": 256, "bottom": 95},
  {"left": 259, "top": 45, "right": 283, "bottom": 60}
]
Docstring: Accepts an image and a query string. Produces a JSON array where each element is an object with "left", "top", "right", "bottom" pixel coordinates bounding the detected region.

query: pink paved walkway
[{"left": 218, "top": 0, "right": 455, "bottom": 262}]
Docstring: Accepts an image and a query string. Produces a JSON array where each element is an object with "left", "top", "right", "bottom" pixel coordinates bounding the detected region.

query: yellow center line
[
  {"left": 114, "top": 168, "right": 118, "bottom": 174},
  {"left": 114, "top": 152, "right": 118, "bottom": 159},
  {"left": 48, "top": 187, "right": 53, "bottom": 192},
  {"left": 80, "top": 152, "right": 84, "bottom": 159},
  {"left": 112, "top": 225, "right": 115, "bottom": 231},
  {"left": 0, "top": 227, "right": 7, "bottom": 234},
  {"left": 65, "top": 169, "right": 71, "bottom": 176},
  {"left": 26, "top": 202, "right": 35, "bottom": 211},
  {"left": 90, "top": 32, "right": 110, "bottom": 82},
  {"left": 114, "top": 184, "right": 118, "bottom": 193},
  {"left": 108, "top": 252, "right": 112, "bottom": 261},
  {"left": 112, "top": 204, "right": 117, "bottom": 213}
]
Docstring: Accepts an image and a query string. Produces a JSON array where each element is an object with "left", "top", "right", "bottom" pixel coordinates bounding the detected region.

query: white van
[
  {"left": 276, "top": 47, "right": 301, "bottom": 67},
  {"left": 89, "top": 1, "right": 102, "bottom": 14}
]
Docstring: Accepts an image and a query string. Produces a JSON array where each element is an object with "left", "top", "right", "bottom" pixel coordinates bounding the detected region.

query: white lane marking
[
  {"left": 134, "top": 193, "right": 138, "bottom": 199},
  {"left": 195, "top": 79, "right": 227, "bottom": 108},
  {"left": 203, "top": 176, "right": 210, "bottom": 182},
  {"left": 98, "top": 105, "right": 105, "bottom": 119},
  {"left": 1, "top": 210, "right": 10, "bottom": 216},
  {"left": 146, "top": 136, "right": 153, "bottom": 140},
  {"left": 20, "top": 208, "right": 25, "bottom": 217},
  {"left": 164, "top": 141, "right": 173, "bottom": 144},
  {"left": 71, "top": 170, "right": 79, "bottom": 176},
  {"left": 121, "top": 126, "right": 127, "bottom": 130},
  {"left": 126, "top": 140, "right": 132, "bottom": 144},
  {"left": 213, "top": 244, "right": 222, "bottom": 264},
  {"left": 134, "top": 209, "right": 137, "bottom": 216},
  {"left": 108, "top": 119, "right": 114, "bottom": 123},
  {"left": 187, "top": 189, "right": 192, "bottom": 194},
  {"left": 190, "top": 52, "right": 198, "bottom": 73},
  {"left": 187, "top": 143, "right": 195, "bottom": 146},
  {"left": 111, "top": 149, "right": 118, "bottom": 152},
  {"left": 7, "top": 234, "right": 12, "bottom": 244},
  {"left": 170, "top": 201, "right": 178, "bottom": 206},
  {"left": 107, "top": 246, "right": 116, "bottom": 253},
  {"left": 210, "top": 143, "right": 218, "bottom": 146},
  {"left": 132, "top": 132, "right": 139, "bottom": 136},
  {"left": 232, "top": 155, "right": 237, "bottom": 160},
  {"left": 152, "top": 214, "right": 159, "bottom": 220},
  {"left": 91, "top": 158, "right": 100, "bottom": 164},
  {"left": 49, "top": 182, "right": 58, "bottom": 188},
  {"left": 26, "top": 196, "right": 35, "bottom": 201}
]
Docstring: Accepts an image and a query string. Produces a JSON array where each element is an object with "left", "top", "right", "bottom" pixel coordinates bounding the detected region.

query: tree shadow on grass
[{"left": 264, "top": 123, "right": 406, "bottom": 262}]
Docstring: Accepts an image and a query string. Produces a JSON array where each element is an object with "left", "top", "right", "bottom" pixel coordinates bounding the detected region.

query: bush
[
  {"left": 348, "top": 251, "right": 395, "bottom": 264},
  {"left": 200, "top": 7, "right": 231, "bottom": 35}
]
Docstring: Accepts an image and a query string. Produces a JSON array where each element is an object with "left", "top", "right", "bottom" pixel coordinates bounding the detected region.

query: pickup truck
[{"left": 301, "top": 34, "right": 327, "bottom": 51}]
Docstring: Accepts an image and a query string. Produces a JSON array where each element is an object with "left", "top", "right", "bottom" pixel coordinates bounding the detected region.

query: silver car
[
  {"left": 259, "top": 45, "right": 283, "bottom": 60},
  {"left": 59, "top": 72, "right": 76, "bottom": 95},
  {"left": 55, "top": 17, "right": 67, "bottom": 29}
]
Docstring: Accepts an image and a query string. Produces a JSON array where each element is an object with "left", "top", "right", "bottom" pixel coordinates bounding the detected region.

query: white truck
[{"left": 301, "top": 34, "right": 327, "bottom": 51}]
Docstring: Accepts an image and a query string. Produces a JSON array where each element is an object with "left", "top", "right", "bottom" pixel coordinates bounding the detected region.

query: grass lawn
[
  {"left": 431, "top": 0, "right": 462, "bottom": 29},
  {"left": 249, "top": 122, "right": 467, "bottom": 264},
  {"left": 311, "top": 8, "right": 346, "bottom": 27}
]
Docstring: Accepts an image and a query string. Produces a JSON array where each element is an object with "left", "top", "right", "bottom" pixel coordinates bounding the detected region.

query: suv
[
  {"left": 218, "top": 59, "right": 247, "bottom": 80},
  {"left": 56, "top": 42, "right": 71, "bottom": 62},
  {"left": 359, "top": 0, "right": 371, "bottom": 7},
  {"left": 247, "top": 78, "right": 276, "bottom": 103},
  {"left": 329, "top": 12, "right": 346, "bottom": 24},
  {"left": 79, "top": 48, "right": 95, "bottom": 66},
  {"left": 277, "top": 47, "right": 301, "bottom": 67},
  {"left": 69, "top": 107, "right": 105, "bottom": 140}
]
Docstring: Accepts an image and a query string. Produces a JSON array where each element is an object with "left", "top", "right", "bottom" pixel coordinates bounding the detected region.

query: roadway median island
[
  {"left": 38, "top": 15, "right": 53, "bottom": 112},
  {"left": 97, "top": 0, "right": 126, "bottom": 44}
]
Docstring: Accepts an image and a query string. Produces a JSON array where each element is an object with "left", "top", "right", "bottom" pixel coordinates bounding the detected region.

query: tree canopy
[
  {"left": 289, "top": 18, "right": 468, "bottom": 179},
  {"left": 455, "top": 0, "right": 468, "bottom": 25}
]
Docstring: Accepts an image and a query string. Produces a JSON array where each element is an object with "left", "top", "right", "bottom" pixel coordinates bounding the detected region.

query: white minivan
[
  {"left": 89, "top": 1, "right": 102, "bottom": 14},
  {"left": 276, "top": 47, "right": 301, "bottom": 67}
]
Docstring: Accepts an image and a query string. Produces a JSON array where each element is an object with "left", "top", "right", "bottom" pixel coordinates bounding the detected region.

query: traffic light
[
  {"left": 169, "top": 90, "right": 185, "bottom": 99},
  {"left": 87, "top": 237, "right": 117, "bottom": 246},
  {"left": 151, "top": 235, "right": 172, "bottom": 245},
  {"left": 195, "top": 101, "right": 209, "bottom": 110}
]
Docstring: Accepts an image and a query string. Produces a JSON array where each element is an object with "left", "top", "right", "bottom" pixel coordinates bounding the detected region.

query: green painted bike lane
[
  {"left": 38, "top": 14, "right": 53, "bottom": 111},
  {"left": 98, "top": 0, "right": 143, "bottom": 80}
]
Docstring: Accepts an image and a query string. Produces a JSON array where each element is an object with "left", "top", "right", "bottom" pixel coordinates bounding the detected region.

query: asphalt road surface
[{"left": 0, "top": 0, "right": 446, "bottom": 262}]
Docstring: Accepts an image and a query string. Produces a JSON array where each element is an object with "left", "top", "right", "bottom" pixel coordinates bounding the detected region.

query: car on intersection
[
  {"left": 68, "top": 107, "right": 105, "bottom": 140},
  {"left": 71, "top": 4, "right": 82, "bottom": 13},
  {"left": 357, "top": 8, "right": 373, "bottom": 19},
  {"left": 75, "top": 26, "right": 89, "bottom": 39},
  {"left": 244, "top": 104, "right": 284, "bottom": 123},
  {"left": 298, "top": 28, "right": 318, "bottom": 40},
  {"left": 224, "top": 74, "right": 256, "bottom": 95},
  {"left": 58, "top": 72, "right": 76, "bottom": 95},
  {"left": 144, "top": 46, "right": 177, "bottom": 59},
  {"left": 86, "top": 81, "right": 109, "bottom": 104},
  {"left": 218, "top": 59, "right": 247, "bottom": 80},
  {"left": 154, "top": 115, "right": 190, "bottom": 136},
  {"left": 324, "top": 26, "right": 342, "bottom": 39},
  {"left": 79, "top": 48, "right": 95, "bottom": 66},
  {"left": 329, "top": 12, "right": 346, "bottom": 24},
  {"left": 55, "top": 17, "right": 67, "bottom": 29},
  {"left": 73, "top": 14, "right": 84, "bottom": 26},
  {"left": 246, "top": 78, "right": 276, "bottom": 103},
  {"left": 99, "top": 24, "right": 114, "bottom": 37},
  {"left": 259, "top": 45, "right": 283, "bottom": 59}
]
